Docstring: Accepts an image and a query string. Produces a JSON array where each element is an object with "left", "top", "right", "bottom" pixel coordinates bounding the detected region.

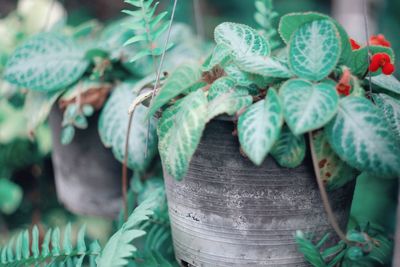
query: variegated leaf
[
  {"left": 373, "top": 93, "right": 400, "bottom": 143},
  {"left": 207, "top": 77, "right": 252, "bottom": 121},
  {"left": 238, "top": 88, "right": 283, "bottom": 165},
  {"left": 280, "top": 79, "right": 339, "bottom": 135},
  {"left": 270, "top": 125, "right": 306, "bottom": 168},
  {"left": 325, "top": 97, "right": 400, "bottom": 177},
  {"left": 202, "top": 44, "right": 232, "bottom": 71},
  {"left": 235, "top": 56, "right": 292, "bottom": 78},
  {"left": 371, "top": 75, "right": 400, "bottom": 95},
  {"left": 158, "top": 90, "right": 208, "bottom": 180},
  {"left": 288, "top": 19, "right": 340, "bottom": 81},
  {"left": 311, "top": 130, "right": 358, "bottom": 191}
]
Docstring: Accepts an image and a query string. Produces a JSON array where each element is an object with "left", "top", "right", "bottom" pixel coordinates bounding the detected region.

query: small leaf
[
  {"left": 325, "top": 97, "right": 400, "bottom": 177},
  {"left": 22, "top": 230, "right": 30, "bottom": 259},
  {"left": 0, "top": 178, "right": 22, "bottom": 214},
  {"left": 270, "top": 125, "right": 306, "bottom": 168},
  {"left": 158, "top": 90, "right": 208, "bottom": 180},
  {"left": 63, "top": 223, "right": 73, "bottom": 255},
  {"left": 280, "top": 79, "right": 339, "bottom": 135},
  {"left": 31, "top": 225, "right": 39, "bottom": 258},
  {"left": 288, "top": 19, "right": 341, "bottom": 81},
  {"left": 77, "top": 225, "right": 87, "bottom": 254},
  {"left": 82, "top": 105, "right": 95, "bottom": 117},
  {"left": 207, "top": 77, "right": 252, "bottom": 121},
  {"left": 41, "top": 229, "right": 52, "bottom": 257},
  {"left": 4, "top": 33, "right": 89, "bottom": 92},
  {"left": 371, "top": 74, "right": 400, "bottom": 95},
  {"left": 238, "top": 88, "right": 283, "bottom": 165},
  {"left": 51, "top": 227, "right": 61, "bottom": 256},
  {"left": 61, "top": 126, "right": 75, "bottom": 145}
]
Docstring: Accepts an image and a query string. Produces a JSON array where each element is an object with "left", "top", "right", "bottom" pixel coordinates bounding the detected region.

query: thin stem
[
  {"left": 122, "top": 114, "right": 134, "bottom": 221},
  {"left": 193, "top": 0, "right": 205, "bottom": 39},
  {"left": 308, "top": 133, "right": 350, "bottom": 244},
  {"left": 363, "top": 0, "right": 373, "bottom": 100}
]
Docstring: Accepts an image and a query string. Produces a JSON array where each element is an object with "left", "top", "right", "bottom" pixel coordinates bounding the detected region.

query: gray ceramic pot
[
  {"left": 49, "top": 106, "right": 122, "bottom": 218},
  {"left": 164, "top": 119, "right": 354, "bottom": 267}
]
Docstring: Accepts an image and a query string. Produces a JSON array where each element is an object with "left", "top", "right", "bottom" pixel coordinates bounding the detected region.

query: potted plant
[{"left": 141, "top": 2, "right": 400, "bottom": 265}]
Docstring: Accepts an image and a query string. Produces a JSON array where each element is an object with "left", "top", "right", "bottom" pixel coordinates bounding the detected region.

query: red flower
[
  {"left": 336, "top": 68, "right": 352, "bottom": 96},
  {"left": 369, "top": 34, "right": 391, "bottom": 47},
  {"left": 369, "top": 53, "right": 395, "bottom": 75},
  {"left": 350, "top": 38, "right": 361, "bottom": 50}
]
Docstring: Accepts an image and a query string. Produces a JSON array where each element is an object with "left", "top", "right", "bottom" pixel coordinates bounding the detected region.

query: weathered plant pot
[
  {"left": 164, "top": 119, "right": 354, "bottom": 267},
  {"left": 49, "top": 106, "right": 122, "bottom": 218}
]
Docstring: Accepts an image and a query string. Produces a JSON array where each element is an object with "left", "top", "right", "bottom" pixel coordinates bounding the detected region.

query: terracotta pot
[
  {"left": 164, "top": 119, "right": 354, "bottom": 267},
  {"left": 49, "top": 106, "right": 122, "bottom": 218}
]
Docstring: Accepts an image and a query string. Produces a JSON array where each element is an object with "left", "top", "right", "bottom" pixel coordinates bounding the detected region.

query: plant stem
[{"left": 122, "top": 114, "right": 134, "bottom": 221}]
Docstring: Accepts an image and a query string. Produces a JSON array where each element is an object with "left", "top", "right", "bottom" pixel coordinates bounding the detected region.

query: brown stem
[
  {"left": 308, "top": 132, "right": 350, "bottom": 244},
  {"left": 122, "top": 113, "right": 134, "bottom": 221}
]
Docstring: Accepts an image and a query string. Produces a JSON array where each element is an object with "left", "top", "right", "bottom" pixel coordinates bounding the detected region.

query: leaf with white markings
[
  {"left": 214, "top": 22, "right": 270, "bottom": 58},
  {"left": 148, "top": 63, "right": 204, "bottom": 117},
  {"left": 202, "top": 44, "right": 232, "bottom": 71},
  {"left": 99, "top": 82, "right": 158, "bottom": 171},
  {"left": 270, "top": 125, "right": 306, "bottom": 168},
  {"left": 238, "top": 88, "right": 283, "bottom": 165},
  {"left": 4, "top": 33, "right": 89, "bottom": 92},
  {"left": 280, "top": 79, "right": 339, "bottom": 135},
  {"left": 235, "top": 56, "right": 292, "bottom": 78},
  {"left": 371, "top": 75, "right": 400, "bottom": 95},
  {"left": 325, "top": 97, "right": 400, "bottom": 178},
  {"left": 373, "top": 94, "right": 400, "bottom": 143},
  {"left": 207, "top": 77, "right": 252, "bottom": 121},
  {"left": 158, "top": 90, "right": 208, "bottom": 180},
  {"left": 288, "top": 19, "right": 340, "bottom": 81},
  {"left": 311, "top": 130, "right": 359, "bottom": 191}
]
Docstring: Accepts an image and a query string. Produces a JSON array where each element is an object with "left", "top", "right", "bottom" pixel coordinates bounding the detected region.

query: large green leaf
[
  {"left": 238, "top": 88, "right": 283, "bottom": 165},
  {"left": 288, "top": 19, "right": 341, "bottom": 81},
  {"left": 235, "top": 56, "right": 292, "bottom": 78},
  {"left": 373, "top": 93, "right": 400, "bottom": 143},
  {"left": 158, "top": 90, "right": 208, "bottom": 180},
  {"left": 311, "top": 130, "right": 358, "bottom": 191},
  {"left": 148, "top": 63, "right": 204, "bottom": 117},
  {"left": 214, "top": 22, "right": 270, "bottom": 58},
  {"left": 371, "top": 74, "right": 400, "bottom": 95},
  {"left": 99, "top": 82, "right": 158, "bottom": 171},
  {"left": 0, "top": 178, "right": 22, "bottom": 214},
  {"left": 280, "top": 79, "right": 339, "bottom": 135},
  {"left": 270, "top": 125, "right": 306, "bottom": 168},
  {"left": 207, "top": 77, "right": 252, "bottom": 121},
  {"left": 4, "top": 33, "right": 89, "bottom": 92},
  {"left": 325, "top": 97, "right": 400, "bottom": 177}
]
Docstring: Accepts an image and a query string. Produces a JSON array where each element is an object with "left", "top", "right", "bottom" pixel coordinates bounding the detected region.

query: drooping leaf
[
  {"left": 4, "top": 33, "right": 89, "bottom": 92},
  {"left": 238, "top": 88, "right": 283, "bottom": 165},
  {"left": 311, "top": 130, "right": 359, "bottom": 191},
  {"left": 371, "top": 74, "right": 400, "bottom": 95},
  {"left": 235, "top": 55, "right": 292, "bottom": 78},
  {"left": 207, "top": 77, "right": 252, "bottom": 121},
  {"left": 148, "top": 63, "right": 204, "bottom": 117},
  {"left": 270, "top": 125, "right": 306, "bottom": 168},
  {"left": 99, "top": 82, "right": 158, "bottom": 171},
  {"left": 158, "top": 90, "right": 208, "bottom": 180},
  {"left": 325, "top": 97, "right": 400, "bottom": 177},
  {"left": 280, "top": 79, "right": 339, "bottom": 135},
  {"left": 61, "top": 125, "right": 75, "bottom": 145},
  {"left": 288, "top": 19, "right": 341, "bottom": 81}
]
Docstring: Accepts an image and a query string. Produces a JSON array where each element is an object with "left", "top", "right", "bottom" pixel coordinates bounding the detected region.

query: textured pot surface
[
  {"left": 49, "top": 106, "right": 122, "bottom": 218},
  {"left": 164, "top": 120, "right": 354, "bottom": 267}
]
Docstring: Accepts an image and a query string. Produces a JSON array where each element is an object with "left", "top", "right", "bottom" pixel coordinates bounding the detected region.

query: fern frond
[
  {"left": 0, "top": 224, "right": 100, "bottom": 267},
  {"left": 254, "top": 0, "right": 281, "bottom": 49},
  {"left": 123, "top": 0, "right": 172, "bottom": 62}
]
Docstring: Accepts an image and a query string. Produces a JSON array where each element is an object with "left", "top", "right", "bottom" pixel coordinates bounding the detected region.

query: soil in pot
[
  {"left": 164, "top": 119, "right": 354, "bottom": 267},
  {"left": 49, "top": 106, "right": 122, "bottom": 218}
]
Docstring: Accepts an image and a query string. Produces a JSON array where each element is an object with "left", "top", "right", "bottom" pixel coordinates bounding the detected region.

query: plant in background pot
[{"left": 140, "top": 1, "right": 400, "bottom": 266}]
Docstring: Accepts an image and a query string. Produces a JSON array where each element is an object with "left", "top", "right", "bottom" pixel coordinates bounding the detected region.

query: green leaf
[
  {"left": 202, "top": 44, "right": 232, "bottom": 72},
  {"left": 288, "top": 19, "right": 341, "bottom": 81},
  {"left": 214, "top": 22, "right": 270, "bottom": 58},
  {"left": 63, "top": 223, "right": 73, "bottom": 255},
  {"left": 158, "top": 90, "right": 208, "bottom": 180},
  {"left": 311, "top": 130, "right": 358, "bottom": 191},
  {"left": 238, "top": 88, "right": 283, "bottom": 165},
  {"left": 98, "top": 82, "right": 158, "bottom": 171},
  {"left": 280, "top": 79, "right": 339, "bottom": 135},
  {"left": 51, "top": 227, "right": 61, "bottom": 256},
  {"left": 295, "top": 230, "right": 327, "bottom": 267},
  {"left": 0, "top": 178, "right": 22, "bottom": 214},
  {"left": 373, "top": 93, "right": 400, "bottom": 143},
  {"left": 371, "top": 74, "right": 400, "bottom": 95},
  {"left": 325, "top": 97, "right": 400, "bottom": 177},
  {"left": 61, "top": 126, "right": 75, "bottom": 145},
  {"left": 4, "top": 33, "right": 89, "bottom": 92},
  {"left": 348, "top": 46, "right": 394, "bottom": 77},
  {"left": 148, "top": 63, "right": 204, "bottom": 117},
  {"left": 270, "top": 125, "right": 306, "bottom": 168},
  {"left": 31, "top": 226, "right": 39, "bottom": 258},
  {"left": 235, "top": 55, "right": 292, "bottom": 78},
  {"left": 207, "top": 77, "right": 252, "bottom": 121}
]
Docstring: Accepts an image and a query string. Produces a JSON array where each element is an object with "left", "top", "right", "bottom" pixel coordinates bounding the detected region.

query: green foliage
[
  {"left": 0, "top": 178, "right": 22, "bottom": 215},
  {"left": 238, "top": 88, "right": 283, "bottom": 165},
  {"left": 325, "top": 97, "right": 400, "bottom": 178},
  {"left": 347, "top": 46, "right": 394, "bottom": 77},
  {"left": 0, "top": 224, "right": 100, "bottom": 267},
  {"left": 158, "top": 90, "right": 208, "bottom": 180},
  {"left": 371, "top": 74, "right": 400, "bottom": 95},
  {"left": 61, "top": 103, "right": 94, "bottom": 145},
  {"left": 98, "top": 82, "right": 158, "bottom": 171},
  {"left": 280, "top": 79, "right": 339, "bottom": 135},
  {"left": 235, "top": 55, "right": 292, "bottom": 78},
  {"left": 254, "top": 0, "right": 281, "bottom": 49},
  {"left": 4, "top": 33, "right": 89, "bottom": 92},
  {"left": 373, "top": 93, "right": 400, "bottom": 143}
]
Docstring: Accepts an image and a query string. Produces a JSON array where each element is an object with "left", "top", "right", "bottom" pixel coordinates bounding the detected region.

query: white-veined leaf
[
  {"left": 371, "top": 75, "right": 400, "bottom": 95},
  {"left": 202, "top": 44, "right": 232, "bottom": 71},
  {"left": 325, "top": 97, "right": 400, "bottom": 177},
  {"left": 280, "top": 79, "right": 339, "bottom": 135},
  {"left": 235, "top": 55, "right": 292, "bottom": 78},
  {"left": 238, "top": 88, "right": 283, "bottom": 165},
  {"left": 373, "top": 93, "right": 400, "bottom": 143}
]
